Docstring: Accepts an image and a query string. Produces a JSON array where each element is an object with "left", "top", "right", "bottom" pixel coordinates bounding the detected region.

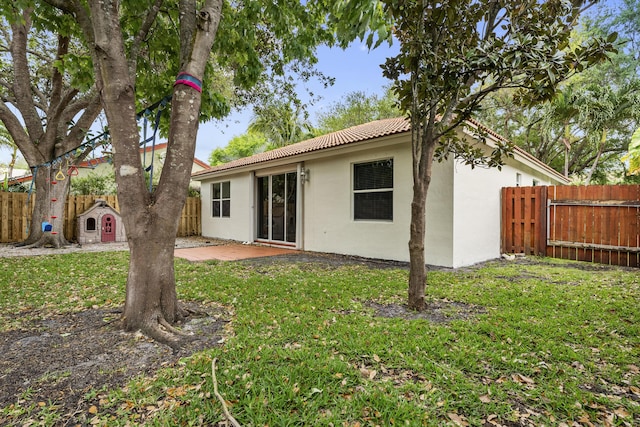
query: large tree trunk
[
  {"left": 3, "top": 7, "right": 102, "bottom": 249},
  {"left": 408, "top": 177, "right": 427, "bottom": 310},
  {"left": 407, "top": 109, "right": 437, "bottom": 311},
  {"left": 19, "top": 166, "right": 71, "bottom": 248},
  {"left": 407, "top": 136, "right": 437, "bottom": 311},
  {"left": 86, "top": 0, "right": 223, "bottom": 347},
  {"left": 122, "top": 215, "right": 184, "bottom": 346}
]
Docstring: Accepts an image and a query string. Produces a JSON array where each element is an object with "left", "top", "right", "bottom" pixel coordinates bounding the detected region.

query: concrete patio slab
[{"left": 174, "top": 243, "right": 297, "bottom": 261}]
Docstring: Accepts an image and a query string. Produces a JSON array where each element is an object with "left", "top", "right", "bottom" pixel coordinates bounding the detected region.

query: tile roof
[
  {"left": 192, "top": 116, "right": 568, "bottom": 183},
  {"left": 192, "top": 117, "right": 411, "bottom": 176}
]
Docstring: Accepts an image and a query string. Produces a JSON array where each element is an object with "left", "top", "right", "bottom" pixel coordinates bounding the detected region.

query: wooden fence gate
[{"left": 502, "top": 185, "right": 640, "bottom": 268}]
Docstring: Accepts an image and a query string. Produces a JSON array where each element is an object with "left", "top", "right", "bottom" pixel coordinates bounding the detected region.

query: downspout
[
  {"left": 249, "top": 170, "right": 256, "bottom": 243},
  {"left": 297, "top": 163, "right": 305, "bottom": 250}
]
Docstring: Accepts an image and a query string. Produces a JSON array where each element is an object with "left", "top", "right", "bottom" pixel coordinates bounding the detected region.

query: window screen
[{"left": 353, "top": 159, "right": 393, "bottom": 221}]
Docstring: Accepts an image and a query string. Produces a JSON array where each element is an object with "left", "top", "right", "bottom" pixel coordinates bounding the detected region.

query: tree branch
[
  {"left": 211, "top": 358, "right": 242, "bottom": 427},
  {"left": 62, "top": 93, "right": 102, "bottom": 152},
  {"left": 129, "top": 0, "right": 165, "bottom": 76},
  {"left": 0, "top": 102, "right": 43, "bottom": 164},
  {"left": 10, "top": 9, "right": 44, "bottom": 144},
  {"left": 49, "top": 34, "right": 70, "bottom": 117},
  {"left": 482, "top": 0, "right": 505, "bottom": 40},
  {"left": 179, "top": 0, "right": 197, "bottom": 68}
]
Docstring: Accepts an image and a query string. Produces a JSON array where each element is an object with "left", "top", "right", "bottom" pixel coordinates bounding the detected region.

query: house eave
[
  {"left": 463, "top": 118, "right": 569, "bottom": 185},
  {"left": 193, "top": 116, "right": 567, "bottom": 184},
  {"left": 192, "top": 132, "right": 409, "bottom": 181}
]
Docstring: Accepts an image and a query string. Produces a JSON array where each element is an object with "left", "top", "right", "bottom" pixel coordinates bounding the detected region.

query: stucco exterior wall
[
  {"left": 302, "top": 140, "right": 412, "bottom": 261},
  {"left": 301, "top": 139, "right": 456, "bottom": 266},
  {"left": 424, "top": 158, "right": 455, "bottom": 267},
  {"left": 200, "top": 171, "right": 254, "bottom": 242},
  {"left": 450, "top": 153, "right": 563, "bottom": 268}
]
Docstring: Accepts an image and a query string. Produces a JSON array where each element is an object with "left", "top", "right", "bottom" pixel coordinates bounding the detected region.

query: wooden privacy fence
[
  {"left": 0, "top": 193, "right": 201, "bottom": 243},
  {"left": 502, "top": 185, "right": 640, "bottom": 267}
]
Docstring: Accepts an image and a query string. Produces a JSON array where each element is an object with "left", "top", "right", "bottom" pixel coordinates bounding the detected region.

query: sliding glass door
[{"left": 257, "top": 172, "right": 297, "bottom": 243}]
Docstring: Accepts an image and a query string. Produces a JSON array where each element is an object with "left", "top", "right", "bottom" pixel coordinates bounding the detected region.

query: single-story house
[{"left": 192, "top": 117, "right": 568, "bottom": 268}]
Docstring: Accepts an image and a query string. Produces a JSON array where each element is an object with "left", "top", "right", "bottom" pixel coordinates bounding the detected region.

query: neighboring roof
[
  {"left": 193, "top": 157, "right": 211, "bottom": 169},
  {"left": 78, "top": 142, "right": 210, "bottom": 170},
  {"left": 192, "top": 117, "right": 568, "bottom": 183},
  {"left": 8, "top": 142, "right": 210, "bottom": 185},
  {"left": 5, "top": 174, "right": 32, "bottom": 185}
]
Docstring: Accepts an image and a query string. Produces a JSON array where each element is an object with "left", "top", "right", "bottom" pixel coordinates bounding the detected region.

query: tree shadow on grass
[{"left": 366, "top": 300, "right": 486, "bottom": 323}]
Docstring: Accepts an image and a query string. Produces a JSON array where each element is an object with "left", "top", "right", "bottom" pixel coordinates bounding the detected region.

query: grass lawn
[{"left": 1, "top": 252, "right": 639, "bottom": 426}]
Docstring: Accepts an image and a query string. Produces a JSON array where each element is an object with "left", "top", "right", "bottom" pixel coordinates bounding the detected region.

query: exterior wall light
[{"left": 300, "top": 168, "right": 310, "bottom": 184}]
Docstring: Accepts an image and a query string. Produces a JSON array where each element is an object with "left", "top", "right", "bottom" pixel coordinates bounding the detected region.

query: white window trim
[
  {"left": 352, "top": 158, "right": 394, "bottom": 222},
  {"left": 212, "top": 181, "right": 231, "bottom": 218}
]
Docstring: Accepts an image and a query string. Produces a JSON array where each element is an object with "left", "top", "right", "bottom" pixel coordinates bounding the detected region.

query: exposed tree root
[
  {"left": 133, "top": 312, "right": 197, "bottom": 351},
  {"left": 158, "top": 316, "right": 192, "bottom": 337},
  {"left": 121, "top": 302, "right": 216, "bottom": 351},
  {"left": 16, "top": 233, "right": 70, "bottom": 249},
  {"left": 178, "top": 303, "right": 208, "bottom": 318}
]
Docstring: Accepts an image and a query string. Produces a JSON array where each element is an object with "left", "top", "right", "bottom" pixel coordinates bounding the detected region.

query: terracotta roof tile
[
  {"left": 193, "top": 116, "right": 567, "bottom": 183},
  {"left": 193, "top": 117, "right": 411, "bottom": 176}
]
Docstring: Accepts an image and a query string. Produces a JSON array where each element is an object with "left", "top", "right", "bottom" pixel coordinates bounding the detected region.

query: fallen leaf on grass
[
  {"left": 613, "top": 407, "right": 630, "bottom": 418},
  {"left": 310, "top": 388, "right": 323, "bottom": 396},
  {"left": 511, "top": 373, "right": 535, "bottom": 385},
  {"left": 166, "top": 386, "right": 188, "bottom": 398},
  {"left": 479, "top": 394, "right": 491, "bottom": 403},
  {"left": 359, "top": 367, "right": 377, "bottom": 380},
  {"left": 485, "top": 414, "right": 500, "bottom": 426},
  {"left": 447, "top": 412, "right": 469, "bottom": 426},
  {"left": 578, "top": 414, "right": 594, "bottom": 426}
]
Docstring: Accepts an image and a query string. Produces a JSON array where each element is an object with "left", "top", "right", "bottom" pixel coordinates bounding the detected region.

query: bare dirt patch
[{"left": 0, "top": 302, "right": 230, "bottom": 426}]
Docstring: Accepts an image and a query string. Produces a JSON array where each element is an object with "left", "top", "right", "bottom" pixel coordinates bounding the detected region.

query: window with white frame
[
  {"left": 353, "top": 159, "right": 393, "bottom": 221},
  {"left": 212, "top": 181, "right": 230, "bottom": 217}
]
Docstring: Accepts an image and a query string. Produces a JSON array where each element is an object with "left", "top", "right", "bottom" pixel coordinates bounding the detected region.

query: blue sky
[{"left": 193, "top": 41, "right": 399, "bottom": 163}]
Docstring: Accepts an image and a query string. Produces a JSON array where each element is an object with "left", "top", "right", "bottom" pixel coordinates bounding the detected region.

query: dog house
[{"left": 76, "top": 199, "right": 126, "bottom": 244}]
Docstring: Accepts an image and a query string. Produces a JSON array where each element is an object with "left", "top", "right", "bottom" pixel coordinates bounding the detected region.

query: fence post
[{"left": 536, "top": 186, "right": 547, "bottom": 256}]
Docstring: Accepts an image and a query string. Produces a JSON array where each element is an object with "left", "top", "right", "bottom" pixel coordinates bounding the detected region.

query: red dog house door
[{"left": 101, "top": 214, "right": 116, "bottom": 242}]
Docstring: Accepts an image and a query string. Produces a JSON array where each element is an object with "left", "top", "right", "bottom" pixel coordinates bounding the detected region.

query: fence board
[
  {"left": 0, "top": 192, "right": 201, "bottom": 243},
  {"left": 503, "top": 184, "right": 640, "bottom": 267}
]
